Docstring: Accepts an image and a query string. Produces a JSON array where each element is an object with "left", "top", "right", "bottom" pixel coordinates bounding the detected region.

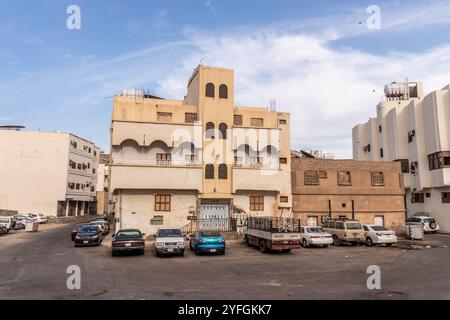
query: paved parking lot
[{"left": 1, "top": 223, "right": 449, "bottom": 300}]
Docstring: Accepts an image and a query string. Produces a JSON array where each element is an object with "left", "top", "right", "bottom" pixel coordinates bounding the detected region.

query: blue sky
[{"left": 1, "top": 0, "right": 450, "bottom": 157}]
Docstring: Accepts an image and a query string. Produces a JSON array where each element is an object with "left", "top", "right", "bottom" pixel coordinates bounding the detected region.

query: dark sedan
[
  {"left": 112, "top": 229, "right": 145, "bottom": 256},
  {"left": 71, "top": 223, "right": 87, "bottom": 241},
  {"left": 74, "top": 226, "right": 103, "bottom": 247}
]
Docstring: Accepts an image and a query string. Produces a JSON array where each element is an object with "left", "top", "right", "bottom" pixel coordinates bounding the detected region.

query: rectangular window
[
  {"left": 250, "top": 195, "right": 264, "bottom": 211},
  {"left": 411, "top": 192, "right": 424, "bottom": 203},
  {"left": 304, "top": 170, "right": 319, "bottom": 185},
  {"left": 318, "top": 171, "right": 327, "bottom": 179},
  {"left": 234, "top": 156, "right": 243, "bottom": 167},
  {"left": 337, "top": 171, "right": 352, "bottom": 186},
  {"left": 378, "top": 125, "right": 382, "bottom": 133},
  {"left": 280, "top": 196, "right": 288, "bottom": 203},
  {"left": 380, "top": 148, "right": 384, "bottom": 158},
  {"left": 428, "top": 151, "right": 450, "bottom": 170},
  {"left": 185, "top": 113, "right": 198, "bottom": 123},
  {"left": 371, "top": 172, "right": 385, "bottom": 186},
  {"left": 374, "top": 215, "right": 384, "bottom": 226},
  {"left": 76, "top": 183, "right": 80, "bottom": 190},
  {"left": 234, "top": 115, "right": 243, "bottom": 126},
  {"left": 426, "top": 193, "right": 431, "bottom": 198},
  {"left": 279, "top": 119, "right": 287, "bottom": 125},
  {"left": 155, "top": 194, "right": 171, "bottom": 211},
  {"left": 279, "top": 157, "right": 287, "bottom": 164},
  {"left": 250, "top": 118, "right": 264, "bottom": 127},
  {"left": 157, "top": 112, "right": 173, "bottom": 122},
  {"left": 442, "top": 192, "right": 450, "bottom": 203},
  {"left": 156, "top": 153, "right": 172, "bottom": 165},
  {"left": 307, "top": 216, "right": 318, "bottom": 227},
  {"left": 395, "top": 159, "right": 410, "bottom": 173}
]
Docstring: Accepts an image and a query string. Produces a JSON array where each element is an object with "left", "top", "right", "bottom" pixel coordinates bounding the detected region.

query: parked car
[
  {"left": 406, "top": 216, "right": 440, "bottom": 233},
  {"left": 96, "top": 214, "right": 113, "bottom": 223},
  {"left": 89, "top": 220, "right": 109, "bottom": 235},
  {"left": 363, "top": 225, "right": 397, "bottom": 246},
  {"left": 92, "top": 217, "right": 110, "bottom": 230},
  {"left": 23, "top": 213, "right": 39, "bottom": 222},
  {"left": 0, "top": 225, "right": 7, "bottom": 235},
  {"left": 189, "top": 230, "right": 226, "bottom": 255},
  {"left": 300, "top": 226, "right": 333, "bottom": 248},
  {"left": 111, "top": 229, "right": 145, "bottom": 256},
  {"left": 71, "top": 223, "right": 87, "bottom": 241},
  {"left": 155, "top": 228, "right": 185, "bottom": 257},
  {"left": 13, "top": 215, "right": 34, "bottom": 230},
  {"left": 0, "top": 216, "right": 16, "bottom": 233},
  {"left": 322, "top": 219, "right": 365, "bottom": 246},
  {"left": 35, "top": 213, "right": 48, "bottom": 224},
  {"left": 74, "top": 225, "right": 103, "bottom": 247}
]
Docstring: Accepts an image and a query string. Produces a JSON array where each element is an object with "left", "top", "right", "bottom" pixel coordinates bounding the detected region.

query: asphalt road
[{"left": 1, "top": 223, "right": 449, "bottom": 300}]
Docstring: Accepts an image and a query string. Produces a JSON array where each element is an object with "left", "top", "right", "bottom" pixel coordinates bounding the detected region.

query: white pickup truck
[{"left": 243, "top": 216, "right": 301, "bottom": 253}]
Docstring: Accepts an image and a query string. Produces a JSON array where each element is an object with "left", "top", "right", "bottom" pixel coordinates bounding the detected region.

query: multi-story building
[
  {"left": 110, "top": 65, "right": 292, "bottom": 235},
  {"left": 353, "top": 81, "right": 450, "bottom": 233},
  {"left": 291, "top": 156, "right": 405, "bottom": 233},
  {"left": 0, "top": 128, "right": 100, "bottom": 217},
  {"left": 96, "top": 152, "right": 112, "bottom": 215}
]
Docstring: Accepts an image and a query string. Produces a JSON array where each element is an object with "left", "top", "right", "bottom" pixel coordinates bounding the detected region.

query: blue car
[{"left": 189, "top": 230, "right": 226, "bottom": 255}]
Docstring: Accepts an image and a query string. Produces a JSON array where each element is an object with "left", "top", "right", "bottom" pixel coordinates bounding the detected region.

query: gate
[{"left": 200, "top": 203, "right": 229, "bottom": 229}]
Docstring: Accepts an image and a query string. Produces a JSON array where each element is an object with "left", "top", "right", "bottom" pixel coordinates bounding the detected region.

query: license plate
[
  {"left": 83, "top": 241, "right": 88, "bottom": 244},
  {"left": 210, "top": 249, "right": 216, "bottom": 252},
  {"left": 167, "top": 248, "right": 173, "bottom": 252},
  {"left": 353, "top": 233, "right": 359, "bottom": 236},
  {"left": 125, "top": 243, "right": 131, "bottom": 247}
]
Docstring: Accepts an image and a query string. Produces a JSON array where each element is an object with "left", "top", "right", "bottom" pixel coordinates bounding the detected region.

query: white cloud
[{"left": 156, "top": 25, "right": 450, "bottom": 158}]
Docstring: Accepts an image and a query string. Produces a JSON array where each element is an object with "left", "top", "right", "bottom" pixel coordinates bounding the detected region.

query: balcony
[
  {"left": 232, "top": 167, "right": 282, "bottom": 192},
  {"left": 233, "top": 157, "right": 279, "bottom": 169},
  {"left": 110, "top": 160, "right": 202, "bottom": 191}
]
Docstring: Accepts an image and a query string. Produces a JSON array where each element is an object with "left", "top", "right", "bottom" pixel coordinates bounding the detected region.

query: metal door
[{"left": 200, "top": 203, "right": 229, "bottom": 230}]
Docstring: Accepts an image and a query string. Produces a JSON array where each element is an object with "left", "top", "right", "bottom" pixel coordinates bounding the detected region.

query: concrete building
[
  {"left": 110, "top": 65, "right": 292, "bottom": 235},
  {"left": 96, "top": 152, "right": 112, "bottom": 215},
  {"left": 291, "top": 157, "right": 405, "bottom": 233},
  {"left": 0, "top": 129, "right": 100, "bottom": 217},
  {"left": 353, "top": 81, "right": 450, "bottom": 233}
]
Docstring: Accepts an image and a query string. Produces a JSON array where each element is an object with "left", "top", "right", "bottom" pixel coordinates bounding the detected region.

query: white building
[
  {"left": 353, "top": 81, "right": 450, "bottom": 233},
  {"left": 0, "top": 129, "right": 100, "bottom": 217}
]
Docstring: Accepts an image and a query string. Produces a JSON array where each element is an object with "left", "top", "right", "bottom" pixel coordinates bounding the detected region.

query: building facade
[
  {"left": 353, "top": 82, "right": 450, "bottom": 233},
  {"left": 110, "top": 65, "right": 292, "bottom": 235},
  {"left": 0, "top": 130, "right": 100, "bottom": 217},
  {"left": 291, "top": 157, "right": 405, "bottom": 233},
  {"left": 96, "top": 153, "right": 112, "bottom": 215}
]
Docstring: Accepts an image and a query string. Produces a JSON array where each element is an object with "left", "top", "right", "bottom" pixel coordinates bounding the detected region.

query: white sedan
[
  {"left": 300, "top": 226, "right": 333, "bottom": 248},
  {"left": 363, "top": 225, "right": 397, "bottom": 246},
  {"left": 24, "top": 213, "right": 47, "bottom": 224},
  {"left": 89, "top": 220, "right": 109, "bottom": 235}
]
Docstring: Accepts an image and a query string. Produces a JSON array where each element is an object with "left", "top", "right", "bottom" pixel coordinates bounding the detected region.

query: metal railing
[
  {"left": 113, "top": 158, "right": 202, "bottom": 167},
  {"left": 181, "top": 218, "right": 237, "bottom": 237}
]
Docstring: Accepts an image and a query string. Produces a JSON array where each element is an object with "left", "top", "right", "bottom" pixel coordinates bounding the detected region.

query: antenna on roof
[{"left": 269, "top": 98, "right": 277, "bottom": 112}]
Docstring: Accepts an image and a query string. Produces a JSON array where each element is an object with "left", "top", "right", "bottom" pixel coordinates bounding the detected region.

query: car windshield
[
  {"left": 158, "top": 229, "right": 182, "bottom": 237},
  {"left": 306, "top": 227, "right": 323, "bottom": 233},
  {"left": 75, "top": 224, "right": 85, "bottom": 228},
  {"left": 199, "top": 230, "right": 221, "bottom": 237},
  {"left": 0, "top": 218, "right": 10, "bottom": 223},
  {"left": 371, "top": 226, "right": 388, "bottom": 231},
  {"left": 116, "top": 230, "right": 141, "bottom": 238},
  {"left": 346, "top": 223, "right": 362, "bottom": 230},
  {"left": 79, "top": 226, "right": 98, "bottom": 233}
]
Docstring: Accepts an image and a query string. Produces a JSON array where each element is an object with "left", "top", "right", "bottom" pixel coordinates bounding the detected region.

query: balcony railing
[{"left": 113, "top": 158, "right": 202, "bottom": 167}]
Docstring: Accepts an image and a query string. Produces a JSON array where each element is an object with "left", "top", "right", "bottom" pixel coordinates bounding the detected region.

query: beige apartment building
[
  {"left": 291, "top": 157, "right": 406, "bottom": 233},
  {"left": 0, "top": 128, "right": 100, "bottom": 216},
  {"left": 110, "top": 65, "right": 292, "bottom": 235},
  {"left": 353, "top": 81, "right": 450, "bottom": 233}
]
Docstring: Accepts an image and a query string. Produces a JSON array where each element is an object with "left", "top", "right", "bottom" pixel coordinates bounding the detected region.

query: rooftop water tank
[
  {"left": 384, "top": 82, "right": 407, "bottom": 98},
  {"left": 121, "top": 88, "right": 144, "bottom": 97}
]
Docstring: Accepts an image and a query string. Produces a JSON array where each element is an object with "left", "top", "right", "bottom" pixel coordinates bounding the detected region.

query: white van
[{"left": 0, "top": 216, "right": 16, "bottom": 233}]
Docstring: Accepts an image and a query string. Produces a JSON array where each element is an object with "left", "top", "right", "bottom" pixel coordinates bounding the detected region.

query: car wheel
[
  {"left": 259, "top": 240, "right": 268, "bottom": 253},
  {"left": 366, "top": 237, "right": 373, "bottom": 246},
  {"left": 97, "top": 239, "right": 101, "bottom": 246},
  {"left": 386, "top": 243, "right": 393, "bottom": 247},
  {"left": 325, "top": 244, "right": 331, "bottom": 248},
  {"left": 282, "top": 249, "right": 291, "bottom": 253},
  {"left": 429, "top": 222, "right": 437, "bottom": 230},
  {"left": 332, "top": 235, "right": 340, "bottom": 246},
  {"left": 302, "top": 239, "right": 308, "bottom": 248},
  {"left": 351, "top": 242, "right": 358, "bottom": 246}
]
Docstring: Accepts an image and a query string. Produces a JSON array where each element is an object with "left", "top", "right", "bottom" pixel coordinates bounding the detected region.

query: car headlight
[
  {"left": 156, "top": 242, "right": 164, "bottom": 247},
  {"left": 91, "top": 235, "right": 99, "bottom": 239},
  {"left": 178, "top": 241, "right": 184, "bottom": 247},
  {"left": 75, "top": 236, "right": 80, "bottom": 240}
]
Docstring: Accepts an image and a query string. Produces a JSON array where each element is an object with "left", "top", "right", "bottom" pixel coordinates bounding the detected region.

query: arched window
[
  {"left": 205, "top": 122, "right": 215, "bottom": 139},
  {"left": 219, "top": 84, "right": 228, "bottom": 98},
  {"left": 205, "top": 83, "right": 215, "bottom": 98},
  {"left": 218, "top": 123, "right": 227, "bottom": 139},
  {"left": 218, "top": 164, "right": 228, "bottom": 179},
  {"left": 205, "top": 164, "right": 214, "bottom": 179}
]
